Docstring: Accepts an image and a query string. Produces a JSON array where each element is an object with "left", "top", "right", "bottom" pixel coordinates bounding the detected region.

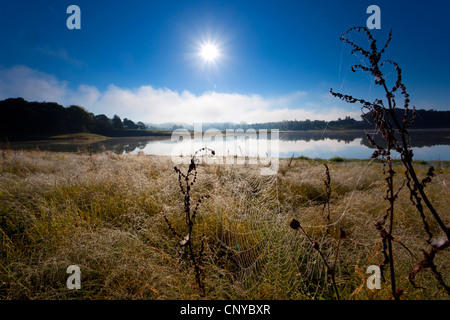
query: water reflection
[{"left": 7, "top": 129, "right": 450, "bottom": 161}]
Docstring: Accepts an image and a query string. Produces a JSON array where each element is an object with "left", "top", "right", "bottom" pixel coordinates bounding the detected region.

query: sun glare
[{"left": 200, "top": 43, "right": 219, "bottom": 62}]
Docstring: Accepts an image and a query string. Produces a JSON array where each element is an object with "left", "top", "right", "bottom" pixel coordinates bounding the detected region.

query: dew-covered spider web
[
  {"left": 201, "top": 154, "right": 383, "bottom": 298},
  {"left": 194, "top": 28, "right": 401, "bottom": 298},
  {"left": 200, "top": 159, "right": 335, "bottom": 298}
]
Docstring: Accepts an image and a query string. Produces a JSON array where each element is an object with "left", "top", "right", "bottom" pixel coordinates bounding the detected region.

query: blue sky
[{"left": 0, "top": 0, "right": 449, "bottom": 123}]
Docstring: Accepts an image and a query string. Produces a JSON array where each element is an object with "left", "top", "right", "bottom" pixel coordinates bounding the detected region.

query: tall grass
[{"left": 0, "top": 150, "right": 448, "bottom": 299}]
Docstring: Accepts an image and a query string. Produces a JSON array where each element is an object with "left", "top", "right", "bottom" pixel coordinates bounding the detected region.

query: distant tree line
[
  {"left": 0, "top": 98, "right": 449, "bottom": 141},
  {"left": 233, "top": 116, "right": 369, "bottom": 131},
  {"left": 199, "top": 109, "right": 450, "bottom": 131},
  {"left": 0, "top": 98, "right": 152, "bottom": 140}
]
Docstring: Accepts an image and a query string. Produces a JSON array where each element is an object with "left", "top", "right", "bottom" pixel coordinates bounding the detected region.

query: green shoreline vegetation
[{"left": 0, "top": 150, "right": 448, "bottom": 299}]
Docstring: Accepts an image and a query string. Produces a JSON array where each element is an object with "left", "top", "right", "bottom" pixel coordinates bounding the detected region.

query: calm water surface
[{"left": 7, "top": 129, "right": 450, "bottom": 161}]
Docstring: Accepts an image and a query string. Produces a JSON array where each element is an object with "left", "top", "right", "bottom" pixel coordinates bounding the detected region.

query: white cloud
[
  {"left": 0, "top": 65, "right": 99, "bottom": 108},
  {"left": 0, "top": 65, "right": 360, "bottom": 123},
  {"left": 0, "top": 65, "right": 68, "bottom": 102},
  {"left": 70, "top": 84, "right": 101, "bottom": 107}
]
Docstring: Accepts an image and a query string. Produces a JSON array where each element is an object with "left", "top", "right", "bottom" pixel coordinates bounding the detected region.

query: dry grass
[{"left": 0, "top": 150, "right": 449, "bottom": 299}]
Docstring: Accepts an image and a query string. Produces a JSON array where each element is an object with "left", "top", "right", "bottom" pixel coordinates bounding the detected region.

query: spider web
[
  {"left": 201, "top": 159, "right": 334, "bottom": 298},
  {"left": 196, "top": 29, "right": 397, "bottom": 298},
  {"left": 204, "top": 153, "right": 383, "bottom": 298}
]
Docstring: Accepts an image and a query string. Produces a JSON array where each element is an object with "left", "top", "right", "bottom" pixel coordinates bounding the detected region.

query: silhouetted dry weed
[
  {"left": 289, "top": 164, "right": 345, "bottom": 300},
  {"left": 162, "top": 147, "right": 215, "bottom": 297},
  {"left": 331, "top": 26, "right": 449, "bottom": 299},
  {"left": 322, "top": 164, "right": 332, "bottom": 224},
  {"left": 289, "top": 215, "right": 344, "bottom": 300}
]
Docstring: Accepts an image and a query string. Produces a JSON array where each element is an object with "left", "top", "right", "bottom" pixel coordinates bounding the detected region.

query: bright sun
[{"left": 200, "top": 43, "right": 219, "bottom": 62}]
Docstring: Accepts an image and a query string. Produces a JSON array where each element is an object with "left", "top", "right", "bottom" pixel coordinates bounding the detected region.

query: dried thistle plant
[
  {"left": 330, "top": 26, "right": 449, "bottom": 299},
  {"left": 288, "top": 153, "right": 294, "bottom": 168},
  {"left": 322, "top": 164, "right": 332, "bottom": 224},
  {"left": 162, "top": 147, "right": 215, "bottom": 297},
  {"left": 289, "top": 164, "right": 345, "bottom": 299},
  {"left": 289, "top": 216, "right": 343, "bottom": 300}
]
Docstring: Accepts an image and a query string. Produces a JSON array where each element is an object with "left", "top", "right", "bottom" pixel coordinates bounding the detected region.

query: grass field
[{"left": 0, "top": 150, "right": 448, "bottom": 300}]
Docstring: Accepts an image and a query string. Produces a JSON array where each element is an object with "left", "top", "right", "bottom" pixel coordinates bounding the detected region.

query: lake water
[{"left": 7, "top": 129, "right": 450, "bottom": 161}]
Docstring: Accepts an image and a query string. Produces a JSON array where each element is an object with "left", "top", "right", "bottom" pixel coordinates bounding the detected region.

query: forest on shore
[{"left": 1, "top": 97, "right": 449, "bottom": 141}]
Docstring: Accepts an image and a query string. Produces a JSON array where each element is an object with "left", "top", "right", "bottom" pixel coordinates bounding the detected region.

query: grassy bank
[
  {"left": 1, "top": 129, "right": 173, "bottom": 142},
  {"left": 49, "top": 133, "right": 110, "bottom": 141},
  {"left": 0, "top": 150, "right": 448, "bottom": 299}
]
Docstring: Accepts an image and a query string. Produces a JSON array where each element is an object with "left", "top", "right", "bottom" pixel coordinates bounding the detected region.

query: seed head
[
  {"left": 339, "top": 228, "right": 347, "bottom": 240},
  {"left": 312, "top": 241, "right": 320, "bottom": 250},
  {"left": 289, "top": 218, "right": 301, "bottom": 230}
]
